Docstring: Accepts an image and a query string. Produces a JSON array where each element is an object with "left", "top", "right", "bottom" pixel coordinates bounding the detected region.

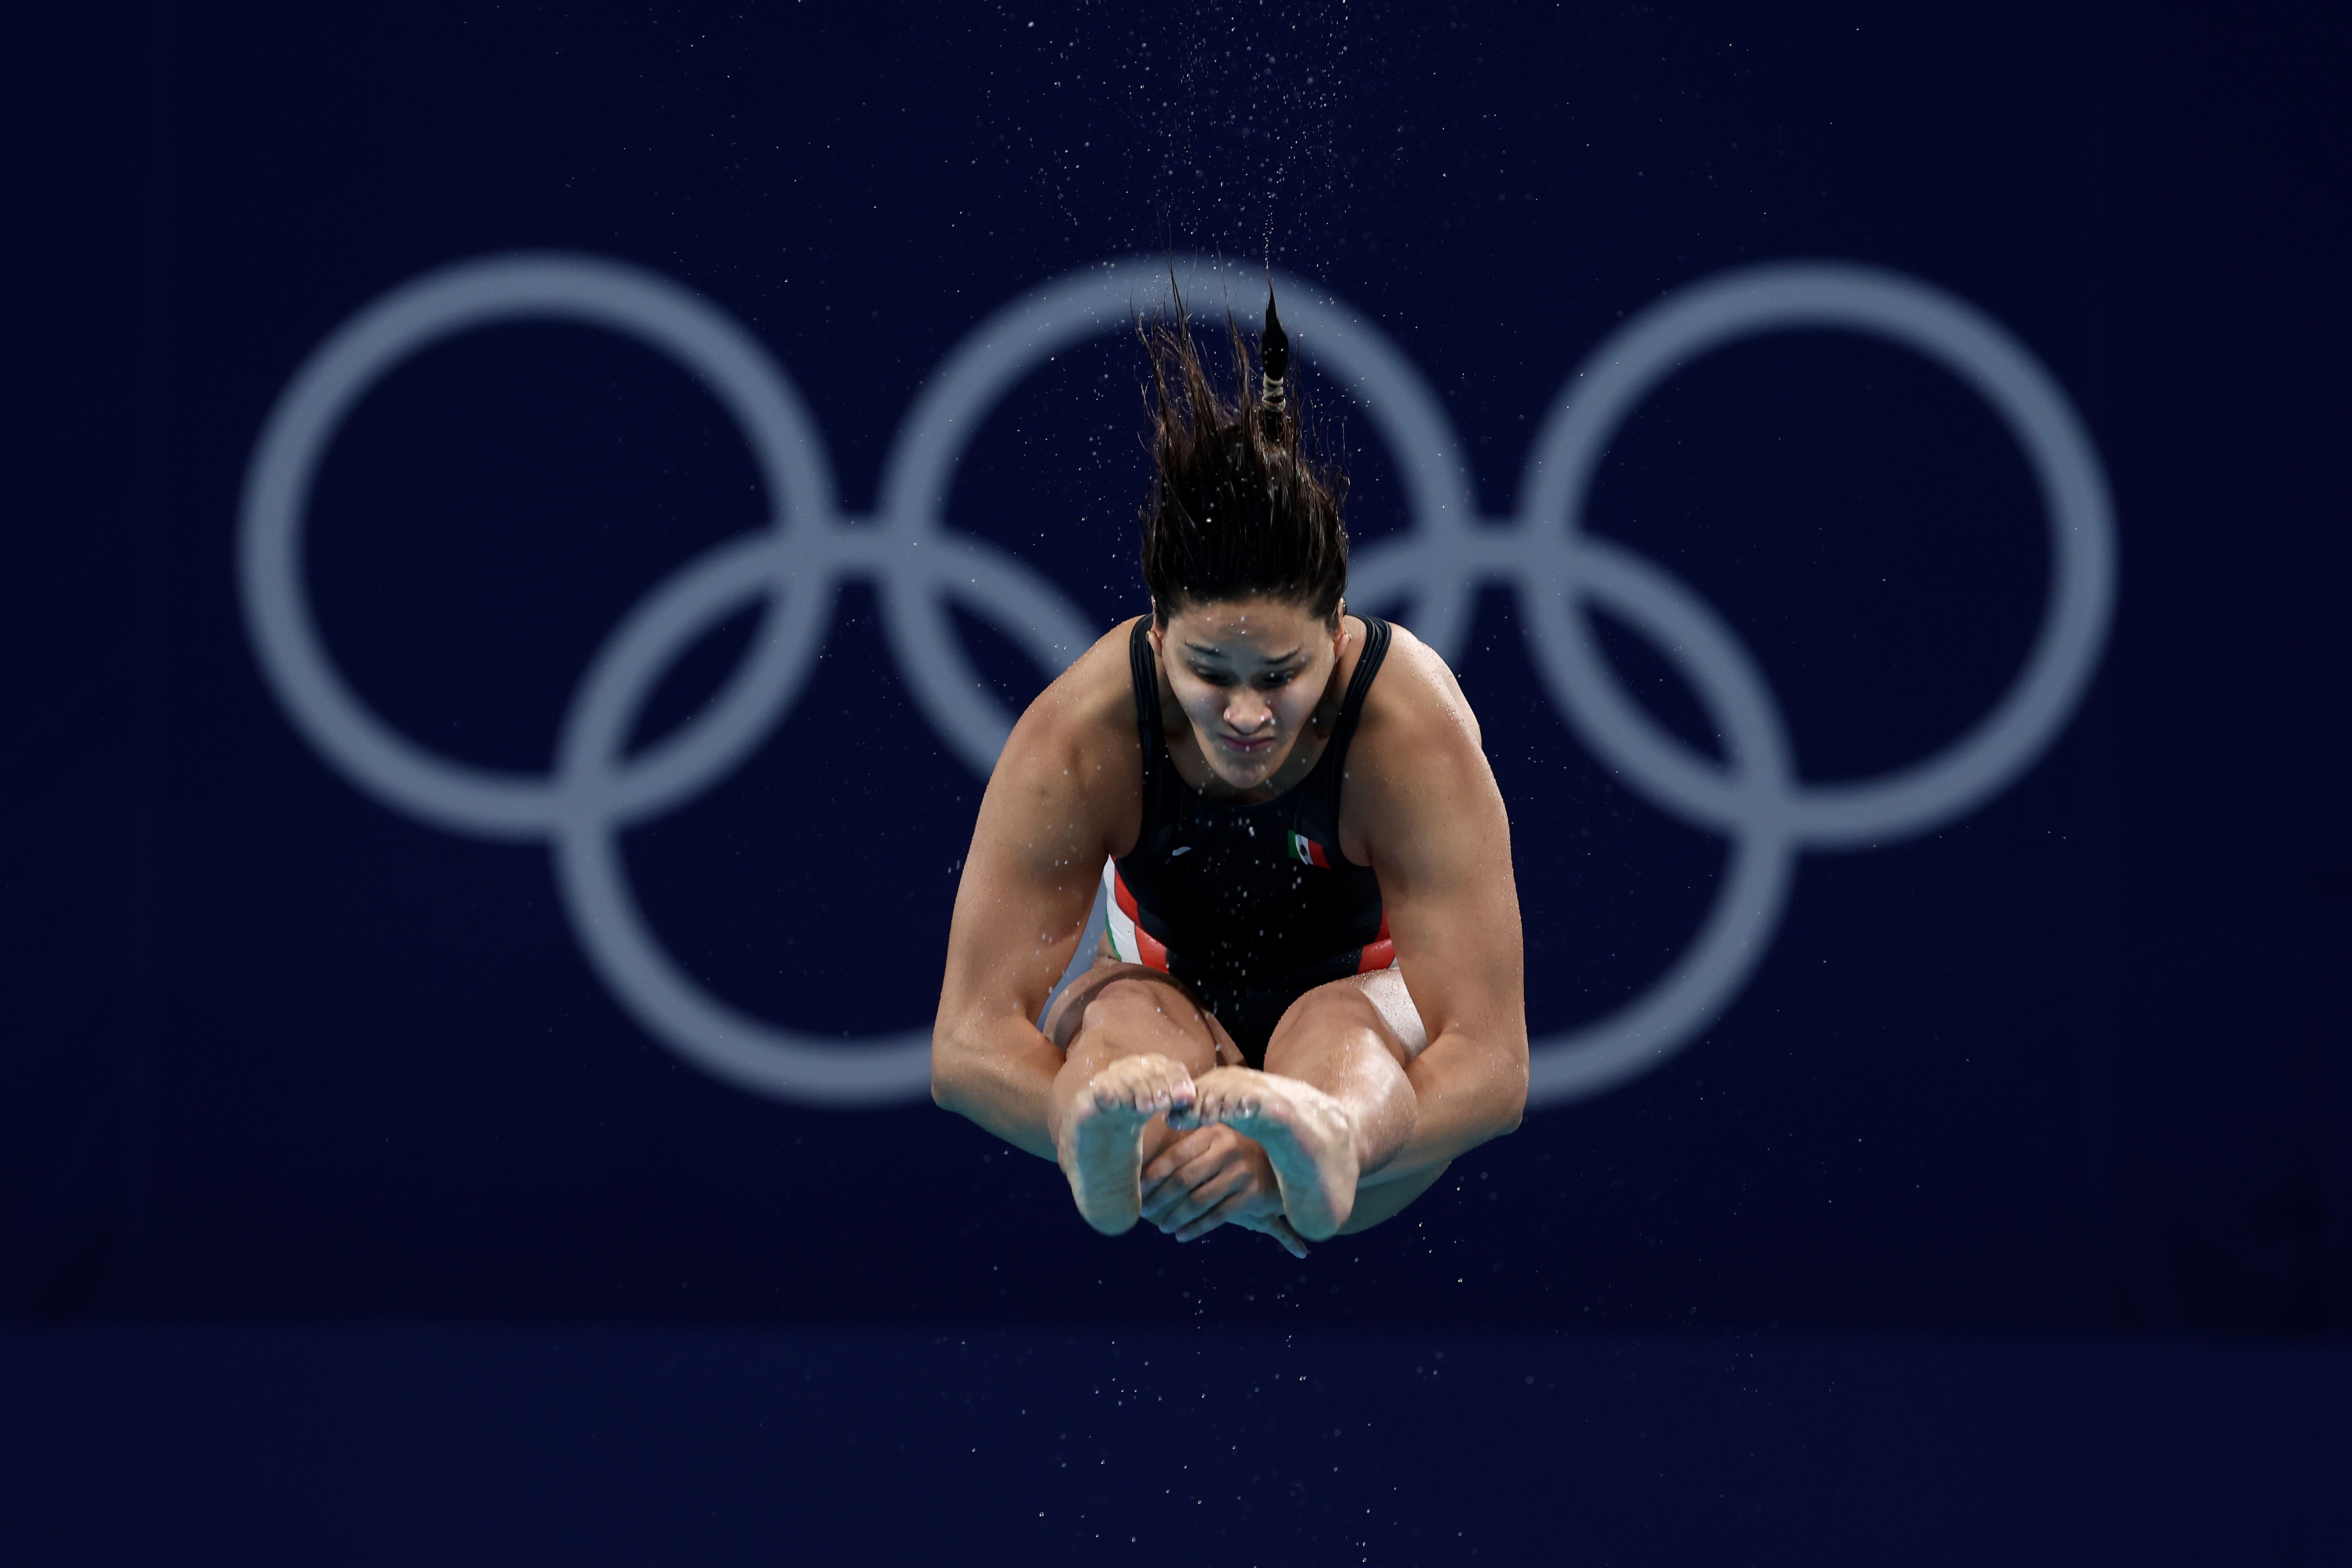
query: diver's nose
[{"left": 1225, "top": 691, "right": 1275, "bottom": 734}]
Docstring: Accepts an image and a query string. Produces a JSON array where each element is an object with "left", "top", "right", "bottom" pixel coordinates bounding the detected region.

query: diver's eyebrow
[{"left": 1184, "top": 644, "right": 1305, "bottom": 665}]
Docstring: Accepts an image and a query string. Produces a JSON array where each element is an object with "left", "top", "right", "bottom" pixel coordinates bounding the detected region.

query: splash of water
[{"left": 982, "top": 0, "right": 1367, "bottom": 272}]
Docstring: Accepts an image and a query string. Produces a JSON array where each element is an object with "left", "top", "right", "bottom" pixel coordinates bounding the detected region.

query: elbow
[
  {"left": 930, "top": 1071, "right": 969, "bottom": 1120},
  {"left": 1491, "top": 1093, "right": 1526, "bottom": 1140},
  {"left": 1495, "top": 1049, "right": 1529, "bottom": 1137},
  {"left": 929, "top": 1025, "right": 973, "bottom": 1114}
]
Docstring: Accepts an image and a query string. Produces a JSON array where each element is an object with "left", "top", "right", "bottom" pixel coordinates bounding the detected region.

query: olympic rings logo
[{"left": 239, "top": 252, "right": 2114, "bottom": 1109}]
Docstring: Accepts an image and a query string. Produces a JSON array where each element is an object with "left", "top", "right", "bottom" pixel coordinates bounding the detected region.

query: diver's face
[{"left": 1152, "top": 595, "right": 1345, "bottom": 790}]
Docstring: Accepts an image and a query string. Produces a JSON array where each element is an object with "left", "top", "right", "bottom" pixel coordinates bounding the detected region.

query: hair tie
[{"left": 1259, "top": 288, "right": 1290, "bottom": 442}]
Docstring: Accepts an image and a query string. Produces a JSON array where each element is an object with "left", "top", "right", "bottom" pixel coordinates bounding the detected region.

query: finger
[
  {"left": 1151, "top": 1166, "right": 1227, "bottom": 1230},
  {"left": 1141, "top": 1128, "right": 1213, "bottom": 1190},
  {"left": 1174, "top": 1188, "right": 1256, "bottom": 1242},
  {"left": 1142, "top": 1167, "right": 1216, "bottom": 1226},
  {"left": 1165, "top": 1137, "right": 1249, "bottom": 1203},
  {"left": 1161, "top": 1168, "right": 1247, "bottom": 1233},
  {"left": 1152, "top": 1150, "right": 1261, "bottom": 1224},
  {"left": 1145, "top": 1122, "right": 1242, "bottom": 1194},
  {"left": 1166, "top": 1135, "right": 1238, "bottom": 1189},
  {"left": 1266, "top": 1216, "right": 1310, "bottom": 1259},
  {"left": 1236, "top": 1211, "right": 1310, "bottom": 1253},
  {"left": 1172, "top": 1195, "right": 1241, "bottom": 1241},
  {"left": 1141, "top": 1148, "right": 1229, "bottom": 1224}
]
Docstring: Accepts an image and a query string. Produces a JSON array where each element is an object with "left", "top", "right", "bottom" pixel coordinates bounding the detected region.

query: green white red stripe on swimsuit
[
  {"left": 1102, "top": 860, "right": 1170, "bottom": 971},
  {"left": 1101, "top": 858, "right": 1394, "bottom": 978}
]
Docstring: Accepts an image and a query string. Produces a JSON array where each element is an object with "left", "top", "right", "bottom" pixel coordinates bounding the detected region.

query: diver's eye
[
  {"left": 1257, "top": 668, "right": 1301, "bottom": 690},
  {"left": 1187, "top": 665, "right": 1236, "bottom": 688}
]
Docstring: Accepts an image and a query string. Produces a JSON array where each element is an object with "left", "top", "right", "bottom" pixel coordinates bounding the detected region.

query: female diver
[{"left": 931, "top": 292, "right": 1526, "bottom": 1256}]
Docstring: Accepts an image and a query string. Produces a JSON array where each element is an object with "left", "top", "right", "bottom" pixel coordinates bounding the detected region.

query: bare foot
[
  {"left": 1178, "top": 1067, "right": 1359, "bottom": 1240},
  {"left": 1056, "top": 1054, "right": 1198, "bottom": 1235}
]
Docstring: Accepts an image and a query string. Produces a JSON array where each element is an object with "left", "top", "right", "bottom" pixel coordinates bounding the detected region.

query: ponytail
[{"left": 1137, "top": 285, "right": 1348, "bottom": 628}]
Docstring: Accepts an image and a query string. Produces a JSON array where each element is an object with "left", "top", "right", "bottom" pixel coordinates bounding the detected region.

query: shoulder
[
  {"left": 1340, "top": 620, "right": 1499, "bottom": 847},
  {"left": 1355, "top": 620, "right": 1483, "bottom": 757},
  {"left": 988, "top": 616, "right": 1147, "bottom": 828},
  {"left": 1006, "top": 615, "right": 1142, "bottom": 759}
]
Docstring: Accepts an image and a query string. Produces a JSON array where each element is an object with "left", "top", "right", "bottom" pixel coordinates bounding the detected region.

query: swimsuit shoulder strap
[
  {"left": 1126, "top": 615, "right": 1166, "bottom": 797},
  {"left": 1314, "top": 613, "right": 1392, "bottom": 817},
  {"left": 1332, "top": 614, "right": 1393, "bottom": 757}
]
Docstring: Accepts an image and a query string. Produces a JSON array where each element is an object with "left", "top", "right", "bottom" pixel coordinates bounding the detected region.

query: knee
[
  {"left": 1265, "top": 984, "right": 1380, "bottom": 1058},
  {"left": 1082, "top": 977, "right": 1177, "bottom": 1034},
  {"left": 1071, "top": 976, "right": 1216, "bottom": 1063}
]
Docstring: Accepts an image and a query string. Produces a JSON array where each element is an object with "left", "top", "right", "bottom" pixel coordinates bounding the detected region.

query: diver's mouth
[{"left": 1217, "top": 731, "right": 1277, "bottom": 757}]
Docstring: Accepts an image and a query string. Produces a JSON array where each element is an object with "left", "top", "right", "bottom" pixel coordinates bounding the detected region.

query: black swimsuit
[{"left": 1100, "top": 615, "right": 1396, "bottom": 1066}]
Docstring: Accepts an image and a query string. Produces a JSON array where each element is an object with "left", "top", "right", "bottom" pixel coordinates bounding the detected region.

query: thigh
[
  {"left": 1263, "top": 971, "right": 1441, "bottom": 1232},
  {"left": 1260, "top": 970, "right": 1425, "bottom": 1131},
  {"left": 1261, "top": 968, "right": 1428, "bottom": 1079}
]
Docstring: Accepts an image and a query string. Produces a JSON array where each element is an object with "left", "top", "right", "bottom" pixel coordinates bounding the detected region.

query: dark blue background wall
[{"left": 2, "top": 1, "right": 2345, "bottom": 1336}]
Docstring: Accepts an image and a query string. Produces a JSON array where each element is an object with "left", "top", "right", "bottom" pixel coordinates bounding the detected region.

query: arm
[
  {"left": 930, "top": 635, "right": 1136, "bottom": 1160},
  {"left": 1348, "top": 634, "right": 1529, "bottom": 1183}
]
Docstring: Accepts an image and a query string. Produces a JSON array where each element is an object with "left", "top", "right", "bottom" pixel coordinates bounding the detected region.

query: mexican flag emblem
[{"left": 1289, "top": 831, "right": 1332, "bottom": 869}]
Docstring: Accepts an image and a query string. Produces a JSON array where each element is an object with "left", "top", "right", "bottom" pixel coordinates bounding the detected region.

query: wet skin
[
  {"left": 932, "top": 594, "right": 1528, "bottom": 1253},
  {"left": 1149, "top": 596, "right": 1350, "bottom": 803}
]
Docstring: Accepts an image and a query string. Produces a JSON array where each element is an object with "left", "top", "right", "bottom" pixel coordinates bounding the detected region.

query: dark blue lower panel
[{"left": 5, "top": 1328, "right": 2348, "bottom": 1565}]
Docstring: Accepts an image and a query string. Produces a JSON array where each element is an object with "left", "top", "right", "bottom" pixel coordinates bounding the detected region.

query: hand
[{"left": 1139, "top": 1124, "right": 1308, "bottom": 1258}]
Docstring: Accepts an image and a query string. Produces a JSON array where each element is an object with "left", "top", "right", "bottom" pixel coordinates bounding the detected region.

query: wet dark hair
[{"left": 1138, "top": 292, "right": 1349, "bottom": 628}]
